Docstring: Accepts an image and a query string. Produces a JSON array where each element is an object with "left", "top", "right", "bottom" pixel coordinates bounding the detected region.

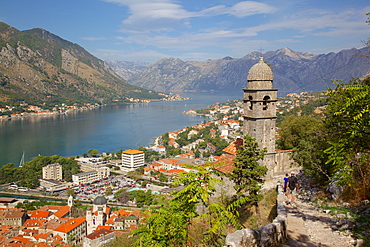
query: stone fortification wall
[
  {"left": 273, "top": 150, "right": 296, "bottom": 177},
  {"left": 264, "top": 150, "right": 297, "bottom": 179},
  {"left": 225, "top": 185, "right": 288, "bottom": 247}
]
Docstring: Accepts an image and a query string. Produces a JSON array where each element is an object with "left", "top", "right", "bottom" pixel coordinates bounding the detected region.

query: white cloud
[
  {"left": 100, "top": 1, "right": 369, "bottom": 61},
  {"left": 227, "top": 1, "right": 277, "bottom": 18},
  {"left": 103, "top": 0, "right": 277, "bottom": 33}
]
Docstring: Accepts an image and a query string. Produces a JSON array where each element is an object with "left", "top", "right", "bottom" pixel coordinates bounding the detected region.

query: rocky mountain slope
[
  {"left": 126, "top": 47, "right": 370, "bottom": 95},
  {"left": 0, "top": 22, "right": 164, "bottom": 107},
  {"left": 105, "top": 60, "right": 150, "bottom": 81}
]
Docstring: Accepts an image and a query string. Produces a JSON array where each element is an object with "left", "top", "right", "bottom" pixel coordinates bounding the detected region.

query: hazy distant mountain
[
  {"left": 105, "top": 60, "right": 150, "bottom": 80},
  {"left": 123, "top": 47, "right": 370, "bottom": 95},
  {"left": 0, "top": 22, "right": 164, "bottom": 107}
]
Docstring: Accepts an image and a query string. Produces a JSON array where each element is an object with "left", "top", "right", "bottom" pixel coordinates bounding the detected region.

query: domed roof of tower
[
  {"left": 93, "top": 196, "right": 107, "bottom": 205},
  {"left": 247, "top": 57, "right": 273, "bottom": 81}
]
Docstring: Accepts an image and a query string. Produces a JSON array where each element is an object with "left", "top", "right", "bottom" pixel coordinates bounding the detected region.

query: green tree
[
  {"left": 87, "top": 149, "right": 99, "bottom": 157},
  {"left": 277, "top": 115, "right": 322, "bottom": 150},
  {"left": 129, "top": 190, "right": 154, "bottom": 207},
  {"left": 277, "top": 115, "right": 331, "bottom": 180},
  {"left": 228, "top": 135, "right": 267, "bottom": 209},
  {"left": 106, "top": 187, "right": 113, "bottom": 196},
  {"left": 133, "top": 163, "right": 240, "bottom": 246},
  {"left": 115, "top": 149, "right": 122, "bottom": 159},
  {"left": 158, "top": 173, "right": 168, "bottom": 182},
  {"left": 133, "top": 206, "right": 189, "bottom": 247},
  {"left": 118, "top": 190, "right": 130, "bottom": 204},
  {"left": 67, "top": 189, "right": 75, "bottom": 197},
  {"left": 324, "top": 78, "right": 370, "bottom": 200}
]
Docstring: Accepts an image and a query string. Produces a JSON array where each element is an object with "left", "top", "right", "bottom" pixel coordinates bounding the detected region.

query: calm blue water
[{"left": 0, "top": 91, "right": 241, "bottom": 166}]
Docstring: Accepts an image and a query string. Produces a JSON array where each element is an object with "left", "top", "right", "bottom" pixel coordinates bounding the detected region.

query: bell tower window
[{"left": 263, "top": 96, "right": 270, "bottom": 110}]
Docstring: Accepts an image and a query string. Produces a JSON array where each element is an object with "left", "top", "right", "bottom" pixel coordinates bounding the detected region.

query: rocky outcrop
[{"left": 105, "top": 60, "right": 150, "bottom": 80}]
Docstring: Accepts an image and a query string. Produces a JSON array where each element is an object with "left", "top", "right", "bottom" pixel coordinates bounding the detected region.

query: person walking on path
[
  {"left": 283, "top": 173, "right": 289, "bottom": 194},
  {"left": 287, "top": 171, "right": 298, "bottom": 207}
]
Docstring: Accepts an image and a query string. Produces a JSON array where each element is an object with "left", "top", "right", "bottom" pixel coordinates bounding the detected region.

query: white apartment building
[
  {"left": 42, "top": 163, "right": 63, "bottom": 180},
  {"left": 72, "top": 166, "right": 110, "bottom": 185},
  {"left": 121, "top": 150, "right": 145, "bottom": 171}
]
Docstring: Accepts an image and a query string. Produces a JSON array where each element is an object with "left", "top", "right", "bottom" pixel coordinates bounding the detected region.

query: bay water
[{"left": 0, "top": 91, "right": 241, "bottom": 167}]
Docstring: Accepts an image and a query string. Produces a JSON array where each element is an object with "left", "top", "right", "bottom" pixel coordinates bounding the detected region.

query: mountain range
[
  {"left": 1, "top": 21, "right": 369, "bottom": 107},
  {"left": 114, "top": 46, "right": 370, "bottom": 95},
  {"left": 0, "top": 22, "right": 164, "bottom": 108}
]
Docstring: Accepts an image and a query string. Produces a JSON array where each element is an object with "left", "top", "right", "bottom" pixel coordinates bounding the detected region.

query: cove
[{"left": 0, "top": 91, "right": 242, "bottom": 167}]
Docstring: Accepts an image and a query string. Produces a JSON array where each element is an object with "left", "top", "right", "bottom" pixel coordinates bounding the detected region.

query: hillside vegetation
[
  {"left": 0, "top": 22, "right": 165, "bottom": 108},
  {"left": 278, "top": 77, "right": 370, "bottom": 204}
]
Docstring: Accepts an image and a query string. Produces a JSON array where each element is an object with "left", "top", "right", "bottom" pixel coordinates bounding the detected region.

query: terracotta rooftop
[
  {"left": 0, "top": 208, "right": 26, "bottom": 219},
  {"left": 53, "top": 217, "right": 86, "bottom": 234},
  {"left": 86, "top": 228, "right": 114, "bottom": 240},
  {"left": 114, "top": 208, "right": 131, "bottom": 217},
  {"left": 52, "top": 205, "right": 70, "bottom": 219},
  {"left": 30, "top": 210, "right": 51, "bottom": 219},
  {"left": 213, "top": 153, "right": 235, "bottom": 174},
  {"left": 23, "top": 219, "right": 46, "bottom": 228},
  {"left": 39, "top": 218, "right": 68, "bottom": 231},
  {"left": 122, "top": 150, "right": 144, "bottom": 155},
  {"left": 222, "top": 138, "right": 243, "bottom": 155},
  {"left": 105, "top": 215, "right": 116, "bottom": 225}
]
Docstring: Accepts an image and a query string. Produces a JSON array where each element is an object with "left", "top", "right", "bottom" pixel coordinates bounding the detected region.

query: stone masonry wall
[{"left": 225, "top": 185, "right": 288, "bottom": 247}]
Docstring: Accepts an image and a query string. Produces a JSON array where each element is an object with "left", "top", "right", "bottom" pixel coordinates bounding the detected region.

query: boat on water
[{"left": 19, "top": 151, "right": 25, "bottom": 167}]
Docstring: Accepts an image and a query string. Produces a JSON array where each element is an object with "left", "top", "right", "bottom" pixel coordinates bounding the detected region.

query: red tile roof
[
  {"left": 222, "top": 138, "right": 243, "bottom": 155},
  {"left": 96, "top": 225, "right": 112, "bottom": 231},
  {"left": 23, "top": 219, "right": 46, "bottom": 228},
  {"left": 213, "top": 153, "right": 236, "bottom": 174},
  {"left": 53, "top": 217, "right": 86, "bottom": 234},
  {"left": 52, "top": 205, "right": 70, "bottom": 219},
  {"left": 86, "top": 228, "right": 114, "bottom": 240},
  {"left": 105, "top": 215, "right": 116, "bottom": 225},
  {"left": 29, "top": 210, "right": 51, "bottom": 219}
]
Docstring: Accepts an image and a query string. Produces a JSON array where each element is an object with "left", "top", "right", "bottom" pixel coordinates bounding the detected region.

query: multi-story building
[
  {"left": 53, "top": 217, "right": 87, "bottom": 245},
  {"left": 72, "top": 166, "right": 110, "bottom": 185},
  {"left": 121, "top": 150, "right": 144, "bottom": 171},
  {"left": 42, "top": 163, "right": 63, "bottom": 180},
  {"left": 0, "top": 208, "right": 28, "bottom": 227},
  {"left": 83, "top": 228, "right": 116, "bottom": 247}
]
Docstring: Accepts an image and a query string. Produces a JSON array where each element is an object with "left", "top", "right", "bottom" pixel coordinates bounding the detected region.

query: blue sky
[{"left": 0, "top": 0, "right": 369, "bottom": 63}]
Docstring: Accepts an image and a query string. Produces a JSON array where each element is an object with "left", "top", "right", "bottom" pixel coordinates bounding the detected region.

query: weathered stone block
[{"left": 225, "top": 228, "right": 260, "bottom": 247}]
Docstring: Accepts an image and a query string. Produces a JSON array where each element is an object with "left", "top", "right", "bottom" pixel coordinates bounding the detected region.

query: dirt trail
[{"left": 280, "top": 196, "right": 358, "bottom": 247}]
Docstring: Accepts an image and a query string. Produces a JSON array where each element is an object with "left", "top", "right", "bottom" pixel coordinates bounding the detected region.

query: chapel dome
[
  {"left": 247, "top": 57, "right": 273, "bottom": 81},
  {"left": 93, "top": 196, "right": 107, "bottom": 205}
]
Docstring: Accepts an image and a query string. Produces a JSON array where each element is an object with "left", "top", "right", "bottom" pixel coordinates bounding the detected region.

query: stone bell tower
[{"left": 243, "top": 57, "right": 278, "bottom": 176}]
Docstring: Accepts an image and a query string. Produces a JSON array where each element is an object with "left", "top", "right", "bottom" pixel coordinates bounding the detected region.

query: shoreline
[
  {"left": 0, "top": 96, "right": 191, "bottom": 121},
  {"left": 0, "top": 190, "right": 138, "bottom": 208}
]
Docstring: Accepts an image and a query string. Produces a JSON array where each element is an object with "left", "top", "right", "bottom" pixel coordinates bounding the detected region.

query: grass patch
[{"left": 242, "top": 188, "right": 278, "bottom": 229}]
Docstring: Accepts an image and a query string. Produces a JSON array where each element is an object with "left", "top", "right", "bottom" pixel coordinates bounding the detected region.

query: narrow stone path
[{"left": 280, "top": 196, "right": 357, "bottom": 247}]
